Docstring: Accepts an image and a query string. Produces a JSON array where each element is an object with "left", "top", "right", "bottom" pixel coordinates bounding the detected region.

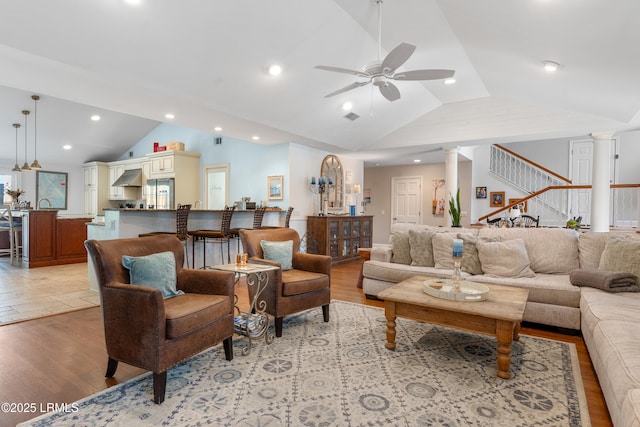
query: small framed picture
[
  {"left": 490, "top": 191, "right": 505, "bottom": 207},
  {"left": 267, "top": 175, "right": 284, "bottom": 200},
  {"left": 509, "top": 198, "right": 527, "bottom": 212},
  {"left": 475, "top": 186, "right": 487, "bottom": 199}
]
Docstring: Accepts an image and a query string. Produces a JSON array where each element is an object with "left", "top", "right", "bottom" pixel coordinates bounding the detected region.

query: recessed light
[
  {"left": 63, "top": 144, "right": 72, "bottom": 150},
  {"left": 543, "top": 61, "right": 559, "bottom": 72},
  {"left": 165, "top": 113, "right": 175, "bottom": 119},
  {"left": 214, "top": 126, "right": 222, "bottom": 132},
  {"left": 252, "top": 136, "right": 260, "bottom": 141},
  {"left": 123, "top": 0, "right": 142, "bottom": 5},
  {"left": 413, "top": 159, "right": 421, "bottom": 163},
  {"left": 268, "top": 64, "right": 282, "bottom": 76},
  {"left": 342, "top": 102, "right": 353, "bottom": 111},
  {"left": 444, "top": 78, "right": 456, "bottom": 85},
  {"left": 91, "top": 115, "right": 101, "bottom": 121}
]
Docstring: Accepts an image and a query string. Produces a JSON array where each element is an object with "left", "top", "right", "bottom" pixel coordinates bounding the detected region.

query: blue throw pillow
[
  {"left": 122, "top": 251, "right": 184, "bottom": 299},
  {"left": 260, "top": 240, "right": 293, "bottom": 270}
]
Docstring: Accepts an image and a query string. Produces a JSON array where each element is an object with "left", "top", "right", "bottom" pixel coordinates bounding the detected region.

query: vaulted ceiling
[{"left": 1, "top": 0, "right": 638, "bottom": 167}]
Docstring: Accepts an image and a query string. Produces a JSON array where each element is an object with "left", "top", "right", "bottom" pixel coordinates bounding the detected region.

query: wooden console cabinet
[
  {"left": 22, "top": 210, "right": 91, "bottom": 268},
  {"left": 307, "top": 215, "right": 373, "bottom": 263}
]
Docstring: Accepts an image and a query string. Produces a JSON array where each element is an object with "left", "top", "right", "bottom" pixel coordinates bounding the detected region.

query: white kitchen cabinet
[{"left": 82, "top": 162, "right": 109, "bottom": 216}]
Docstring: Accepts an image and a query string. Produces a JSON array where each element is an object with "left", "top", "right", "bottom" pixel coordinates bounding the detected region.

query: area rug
[{"left": 20, "top": 300, "right": 590, "bottom": 426}]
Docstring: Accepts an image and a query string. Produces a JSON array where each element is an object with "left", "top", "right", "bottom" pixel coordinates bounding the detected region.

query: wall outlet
[{"left": 461, "top": 211, "right": 468, "bottom": 217}]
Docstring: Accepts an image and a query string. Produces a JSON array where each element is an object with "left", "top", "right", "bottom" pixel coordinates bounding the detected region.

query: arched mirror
[{"left": 320, "top": 154, "right": 344, "bottom": 210}]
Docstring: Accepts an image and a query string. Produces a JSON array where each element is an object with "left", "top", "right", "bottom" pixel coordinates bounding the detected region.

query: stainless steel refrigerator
[{"left": 145, "top": 178, "right": 175, "bottom": 209}]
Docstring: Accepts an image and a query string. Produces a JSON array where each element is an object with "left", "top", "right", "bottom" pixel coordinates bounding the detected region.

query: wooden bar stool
[
  {"left": 139, "top": 204, "right": 192, "bottom": 267},
  {"left": 229, "top": 206, "right": 267, "bottom": 252},
  {"left": 189, "top": 205, "right": 235, "bottom": 268}
]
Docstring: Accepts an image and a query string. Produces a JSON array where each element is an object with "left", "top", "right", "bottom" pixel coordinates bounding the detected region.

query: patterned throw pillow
[
  {"left": 409, "top": 229, "right": 437, "bottom": 267},
  {"left": 599, "top": 238, "right": 640, "bottom": 277},
  {"left": 390, "top": 232, "right": 412, "bottom": 265},
  {"left": 122, "top": 251, "right": 183, "bottom": 299},
  {"left": 457, "top": 233, "right": 500, "bottom": 275},
  {"left": 476, "top": 239, "right": 536, "bottom": 278}
]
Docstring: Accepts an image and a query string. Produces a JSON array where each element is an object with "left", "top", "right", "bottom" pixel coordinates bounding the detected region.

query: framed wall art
[
  {"left": 490, "top": 191, "right": 505, "bottom": 207},
  {"left": 267, "top": 175, "right": 284, "bottom": 200},
  {"left": 475, "top": 186, "right": 487, "bottom": 199},
  {"left": 36, "top": 170, "right": 68, "bottom": 210}
]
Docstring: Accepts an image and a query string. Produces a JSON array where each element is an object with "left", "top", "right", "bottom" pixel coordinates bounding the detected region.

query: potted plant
[
  {"left": 449, "top": 188, "right": 461, "bottom": 227},
  {"left": 566, "top": 218, "right": 581, "bottom": 231}
]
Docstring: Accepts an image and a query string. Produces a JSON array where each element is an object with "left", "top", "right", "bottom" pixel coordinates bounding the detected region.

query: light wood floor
[{"left": 0, "top": 259, "right": 612, "bottom": 427}]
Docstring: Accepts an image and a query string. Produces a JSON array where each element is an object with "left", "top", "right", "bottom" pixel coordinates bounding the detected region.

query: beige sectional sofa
[{"left": 362, "top": 223, "right": 640, "bottom": 426}]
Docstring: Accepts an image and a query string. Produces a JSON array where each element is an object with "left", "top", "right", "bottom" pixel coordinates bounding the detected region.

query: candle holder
[
  {"left": 308, "top": 176, "right": 334, "bottom": 216},
  {"left": 451, "top": 238, "right": 464, "bottom": 292}
]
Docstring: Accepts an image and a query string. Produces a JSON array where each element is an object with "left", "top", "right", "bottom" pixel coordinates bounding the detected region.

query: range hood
[{"left": 112, "top": 168, "right": 142, "bottom": 187}]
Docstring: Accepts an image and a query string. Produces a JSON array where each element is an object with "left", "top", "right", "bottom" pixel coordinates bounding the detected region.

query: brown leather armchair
[
  {"left": 239, "top": 228, "right": 331, "bottom": 337},
  {"left": 84, "top": 234, "right": 236, "bottom": 404}
]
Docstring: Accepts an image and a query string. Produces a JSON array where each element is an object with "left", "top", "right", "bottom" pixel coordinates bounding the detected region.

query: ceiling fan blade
[
  {"left": 379, "top": 82, "right": 401, "bottom": 102},
  {"left": 393, "top": 69, "right": 455, "bottom": 81},
  {"left": 324, "top": 81, "right": 370, "bottom": 98},
  {"left": 315, "top": 65, "right": 369, "bottom": 78},
  {"left": 380, "top": 43, "right": 416, "bottom": 74}
]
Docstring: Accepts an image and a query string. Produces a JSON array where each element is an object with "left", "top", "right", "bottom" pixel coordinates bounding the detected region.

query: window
[{"left": 1, "top": 175, "right": 13, "bottom": 205}]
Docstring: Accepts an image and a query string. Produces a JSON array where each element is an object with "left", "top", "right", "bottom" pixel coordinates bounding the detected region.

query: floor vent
[{"left": 344, "top": 112, "right": 360, "bottom": 121}]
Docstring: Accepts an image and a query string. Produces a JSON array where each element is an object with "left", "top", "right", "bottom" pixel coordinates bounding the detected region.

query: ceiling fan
[{"left": 315, "top": 0, "right": 455, "bottom": 102}]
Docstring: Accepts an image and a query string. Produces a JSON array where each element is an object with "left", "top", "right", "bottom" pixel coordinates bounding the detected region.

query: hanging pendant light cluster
[
  {"left": 21, "top": 110, "right": 32, "bottom": 171},
  {"left": 10, "top": 94, "right": 43, "bottom": 173},
  {"left": 30, "top": 95, "right": 42, "bottom": 169},
  {"left": 11, "top": 123, "right": 21, "bottom": 172}
]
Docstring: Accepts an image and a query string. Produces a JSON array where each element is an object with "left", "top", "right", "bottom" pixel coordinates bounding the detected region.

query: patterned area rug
[{"left": 20, "top": 301, "right": 590, "bottom": 426}]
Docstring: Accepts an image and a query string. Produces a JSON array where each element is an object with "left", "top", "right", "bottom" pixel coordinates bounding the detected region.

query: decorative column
[
  {"left": 590, "top": 132, "right": 612, "bottom": 232},
  {"left": 445, "top": 148, "right": 459, "bottom": 227}
]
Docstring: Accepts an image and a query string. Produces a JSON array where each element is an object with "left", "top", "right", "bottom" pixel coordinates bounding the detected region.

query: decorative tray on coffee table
[{"left": 423, "top": 279, "right": 489, "bottom": 302}]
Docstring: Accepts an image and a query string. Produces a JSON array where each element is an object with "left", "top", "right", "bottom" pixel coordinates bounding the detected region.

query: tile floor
[{"left": 0, "top": 259, "right": 99, "bottom": 325}]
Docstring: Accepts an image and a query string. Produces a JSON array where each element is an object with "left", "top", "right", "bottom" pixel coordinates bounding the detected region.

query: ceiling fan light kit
[{"left": 315, "top": 1, "right": 455, "bottom": 102}]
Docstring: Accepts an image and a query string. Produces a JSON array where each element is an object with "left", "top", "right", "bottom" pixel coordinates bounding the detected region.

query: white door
[
  {"left": 204, "top": 164, "right": 229, "bottom": 210},
  {"left": 391, "top": 177, "right": 422, "bottom": 224},
  {"left": 570, "top": 140, "right": 593, "bottom": 224}
]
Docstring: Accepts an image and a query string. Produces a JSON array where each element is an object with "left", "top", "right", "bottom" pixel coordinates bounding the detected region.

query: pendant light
[
  {"left": 11, "top": 123, "right": 21, "bottom": 172},
  {"left": 21, "top": 110, "right": 32, "bottom": 171},
  {"left": 30, "top": 95, "right": 42, "bottom": 169}
]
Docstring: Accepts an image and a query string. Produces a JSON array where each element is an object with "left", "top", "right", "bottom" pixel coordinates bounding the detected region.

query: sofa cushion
[
  {"left": 578, "top": 232, "right": 612, "bottom": 269},
  {"left": 476, "top": 238, "right": 536, "bottom": 278},
  {"left": 599, "top": 238, "right": 640, "bottom": 277},
  {"left": 432, "top": 232, "right": 463, "bottom": 269},
  {"left": 409, "top": 229, "right": 437, "bottom": 267},
  {"left": 122, "top": 251, "right": 184, "bottom": 299},
  {"left": 467, "top": 273, "right": 580, "bottom": 307},
  {"left": 479, "top": 228, "right": 579, "bottom": 274},
  {"left": 580, "top": 287, "right": 640, "bottom": 337},
  {"left": 457, "top": 233, "right": 500, "bottom": 275},
  {"left": 390, "top": 231, "right": 412, "bottom": 265},
  {"left": 164, "top": 293, "right": 230, "bottom": 339},
  {"left": 363, "top": 260, "right": 468, "bottom": 284}
]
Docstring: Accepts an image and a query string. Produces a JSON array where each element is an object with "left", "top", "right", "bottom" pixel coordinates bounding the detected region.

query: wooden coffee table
[{"left": 378, "top": 276, "right": 529, "bottom": 379}]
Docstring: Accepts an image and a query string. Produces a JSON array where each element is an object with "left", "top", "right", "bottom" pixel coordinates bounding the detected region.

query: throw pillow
[
  {"left": 122, "top": 251, "right": 183, "bottom": 299},
  {"left": 599, "top": 238, "right": 640, "bottom": 278},
  {"left": 476, "top": 238, "right": 536, "bottom": 278},
  {"left": 409, "top": 229, "right": 437, "bottom": 267},
  {"left": 390, "top": 231, "right": 412, "bottom": 265},
  {"left": 432, "top": 232, "right": 460, "bottom": 269},
  {"left": 457, "top": 233, "right": 500, "bottom": 275},
  {"left": 260, "top": 240, "right": 293, "bottom": 270}
]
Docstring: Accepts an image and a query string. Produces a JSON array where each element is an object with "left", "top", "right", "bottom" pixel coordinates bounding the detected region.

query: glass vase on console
[{"left": 451, "top": 238, "right": 463, "bottom": 292}]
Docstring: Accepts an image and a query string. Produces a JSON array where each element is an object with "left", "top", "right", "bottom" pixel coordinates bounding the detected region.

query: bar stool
[
  {"left": 262, "top": 206, "right": 294, "bottom": 229},
  {"left": 229, "top": 206, "right": 267, "bottom": 252},
  {"left": 0, "top": 207, "right": 22, "bottom": 265},
  {"left": 189, "top": 205, "right": 235, "bottom": 268},
  {"left": 139, "top": 204, "right": 191, "bottom": 267}
]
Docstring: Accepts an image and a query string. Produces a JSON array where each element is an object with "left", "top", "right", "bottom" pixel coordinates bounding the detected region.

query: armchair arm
[
  {"left": 292, "top": 252, "right": 331, "bottom": 275},
  {"left": 177, "top": 268, "right": 235, "bottom": 296},
  {"left": 101, "top": 282, "right": 166, "bottom": 360}
]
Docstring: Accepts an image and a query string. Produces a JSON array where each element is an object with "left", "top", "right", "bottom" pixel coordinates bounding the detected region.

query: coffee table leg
[
  {"left": 384, "top": 300, "right": 396, "bottom": 350},
  {"left": 513, "top": 322, "right": 521, "bottom": 342},
  {"left": 496, "top": 320, "right": 514, "bottom": 379}
]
